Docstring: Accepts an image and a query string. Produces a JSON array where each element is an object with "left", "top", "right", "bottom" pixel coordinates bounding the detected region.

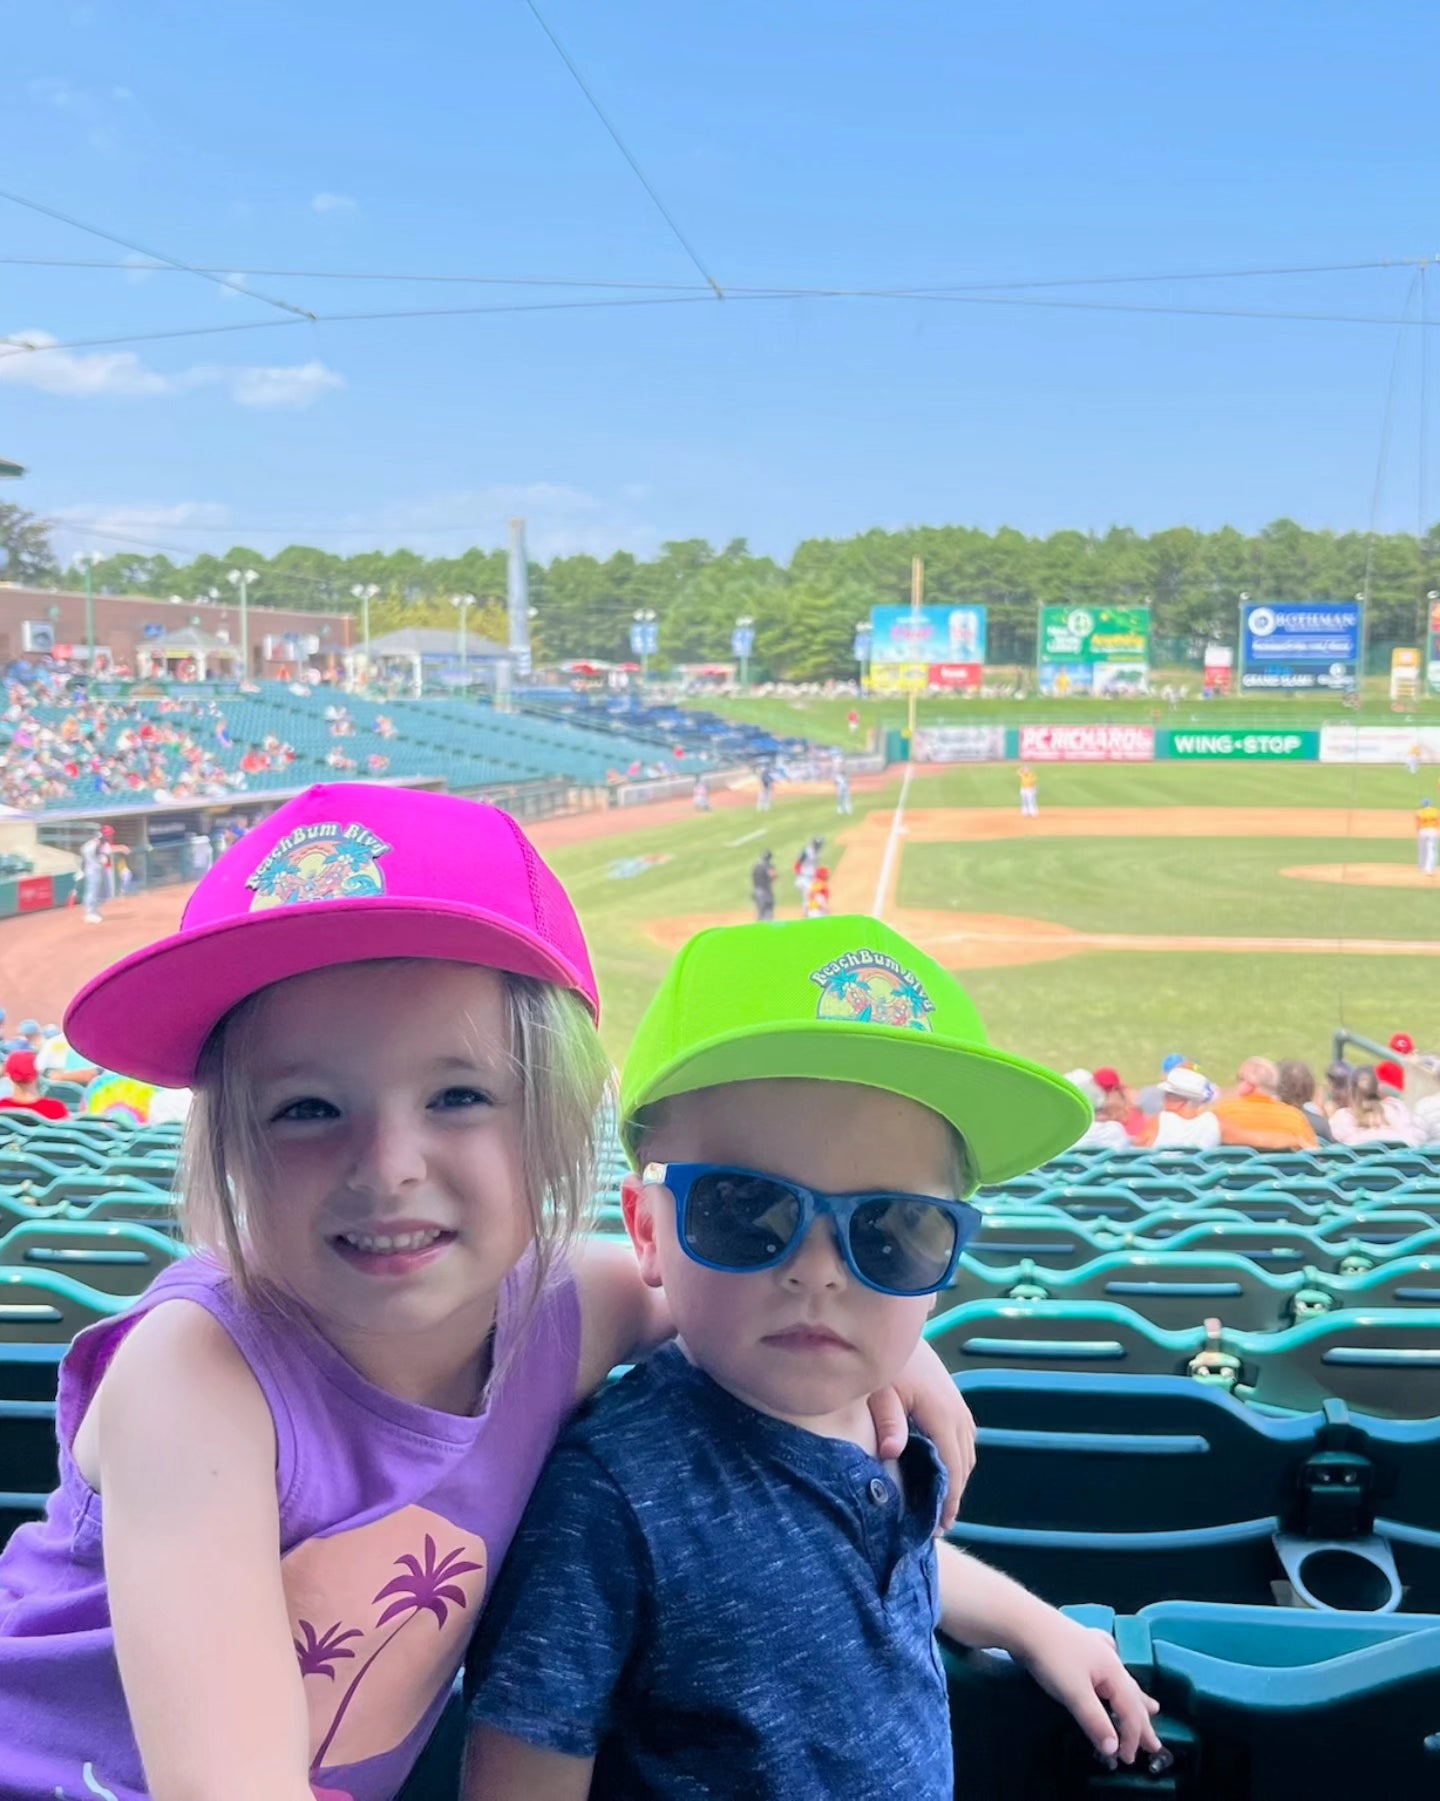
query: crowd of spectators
[
  {"left": 1068, "top": 1035, "right": 1439, "bottom": 1152},
  {"left": 0, "top": 675, "right": 298, "bottom": 810}
]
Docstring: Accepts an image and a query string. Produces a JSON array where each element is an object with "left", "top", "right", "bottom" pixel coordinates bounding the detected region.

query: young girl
[
  {"left": 0, "top": 783, "right": 972, "bottom": 1801},
  {"left": 1330, "top": 1065, "right": 1423, "bottom": 1147}
]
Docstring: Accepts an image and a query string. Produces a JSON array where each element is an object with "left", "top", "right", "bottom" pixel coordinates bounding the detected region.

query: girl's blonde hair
[{"left": 177, "top": 962, "right": 613, "bottom": 1323}]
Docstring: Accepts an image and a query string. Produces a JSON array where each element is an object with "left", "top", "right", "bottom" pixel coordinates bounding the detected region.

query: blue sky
[{"left": 4, "top": 0, "right": 1440, "bottom": 569}]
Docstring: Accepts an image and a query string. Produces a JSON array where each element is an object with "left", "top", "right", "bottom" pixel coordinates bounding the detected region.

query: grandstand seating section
[
  {"left": 3, "top": 1119, "right": 1439, "bottom": 1796},
  {"left": 11, "top": 684, "right": 726, "bottom": 811},
  {"left": 517, "top": 688, "right": 812, "bottom": 771}
]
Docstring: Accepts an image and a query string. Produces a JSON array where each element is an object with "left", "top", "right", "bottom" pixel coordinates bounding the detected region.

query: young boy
[{"left": 466, "top": 917, "right": 1161, "bottom": 1799}]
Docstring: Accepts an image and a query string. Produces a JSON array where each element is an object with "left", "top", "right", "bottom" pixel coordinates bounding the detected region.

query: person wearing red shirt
[
  {"left": 0, "top": 1051, "right": 70, "bottom": 1119},
  {"left": 1093, "top": 1066, "right": 1145, "bottom": 1139}
]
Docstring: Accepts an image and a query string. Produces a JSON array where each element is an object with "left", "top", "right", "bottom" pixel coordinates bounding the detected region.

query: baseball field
[{"left": 0, "top": 745, "right": 1432, "bottom": 1084}]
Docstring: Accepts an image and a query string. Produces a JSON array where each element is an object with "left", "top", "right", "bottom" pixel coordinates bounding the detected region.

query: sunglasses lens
[
  {"left": 683, "top": 1172, "right": 802, "bottom": 1271},
  {"left": 848, "top": 1198, "right": 960, "bottom": 1293}
]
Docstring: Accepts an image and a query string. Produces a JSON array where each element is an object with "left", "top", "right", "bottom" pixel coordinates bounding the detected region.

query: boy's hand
[
  {"left": 870, "top": 1340, "right": 976, "bottom": 1526},
  {"left": 1012, "top": 1616, "right": 1162, "bottom": 1765}
]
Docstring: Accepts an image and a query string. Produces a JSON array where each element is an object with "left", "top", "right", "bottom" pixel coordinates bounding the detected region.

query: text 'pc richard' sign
[{"left": 1239, "top": 603, "right": 1360, "bottom": 691}]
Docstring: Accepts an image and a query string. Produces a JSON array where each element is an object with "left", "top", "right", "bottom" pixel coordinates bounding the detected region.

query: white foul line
[
  {"left": 871, "top": 762, "right": 914, "bottom": 919},
  {"left": 725, "top": 827, "right": 766, "bottom": 847}
]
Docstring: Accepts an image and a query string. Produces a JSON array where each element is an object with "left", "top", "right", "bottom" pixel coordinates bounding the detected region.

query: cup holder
[{"left": 1273, "top": 1532, "right": 1401, "bottom": 1613}]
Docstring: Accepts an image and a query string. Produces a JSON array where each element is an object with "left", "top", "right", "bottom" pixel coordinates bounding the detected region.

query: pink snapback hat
[{"left": 65, "top": 783, "right": 598, "bottom": 1088}]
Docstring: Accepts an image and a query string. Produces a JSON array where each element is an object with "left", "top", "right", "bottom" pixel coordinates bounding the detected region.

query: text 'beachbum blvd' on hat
[
  {"left": 620, "top": 914, "right": 1089, "bottom": 1187},
  {"left": 65, "top": 783, "right": 598, "bottom": 1089}
]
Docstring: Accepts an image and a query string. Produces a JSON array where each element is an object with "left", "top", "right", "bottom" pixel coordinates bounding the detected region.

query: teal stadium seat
[
  {"left": 926, "top": 1298, "right": 1440, "bottom": 1417},
  {"left": 951, "top": 1370, "right": 1440, "bottom": 1614},
  {"left": 943, "top": 1601, "right": 1440, "bottom": 1800},
  {"left": 0, "top": 1219, "right": 181, "bottom": 1296},
  {"left": 0, "top": 1267, "right": 125, "bottom": 1343}
]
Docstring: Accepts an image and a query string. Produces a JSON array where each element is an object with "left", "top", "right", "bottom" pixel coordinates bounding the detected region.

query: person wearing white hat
[{"left": 1137, "top": 1065, "right": 1221, "bottom": 1150}]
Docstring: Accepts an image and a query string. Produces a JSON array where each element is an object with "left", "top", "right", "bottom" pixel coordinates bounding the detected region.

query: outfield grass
[
  {"left": 546, "top": 791, "right": 849, "bottom": 1058},
  {"left": 957, "top": 952, "right": 1426, "bottom": 1085},
  {"left": 899, "top": 837, "right": 1432, "bottom": 939},
  {"left": 545, "top": 763, "right": 1433, "bottom": 1073},
  {"left": 913, "top": 761, "right": 1427, "bottom": 809}
]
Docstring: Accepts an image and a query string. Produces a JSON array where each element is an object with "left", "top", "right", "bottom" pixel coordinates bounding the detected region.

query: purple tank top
[{"left": 0, "top": 1251, "right": 581, "bottom": 1801}]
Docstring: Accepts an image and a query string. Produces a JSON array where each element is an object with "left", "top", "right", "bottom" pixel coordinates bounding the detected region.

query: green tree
[{"left": 0, "top": 502, "right": 58, "bottom": 585}]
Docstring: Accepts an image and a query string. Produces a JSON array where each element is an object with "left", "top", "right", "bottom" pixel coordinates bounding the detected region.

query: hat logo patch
[
  {"left": 811, "top": 949, "right": 935, "bottom": 1032},
  {"left": 246, "top": 823, "right": 391, "bottom": 911}
]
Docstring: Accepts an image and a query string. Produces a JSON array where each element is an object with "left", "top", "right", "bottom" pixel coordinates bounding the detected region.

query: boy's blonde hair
[{"left": 178, "top": 962, "right": 613, "bottom": 1319}]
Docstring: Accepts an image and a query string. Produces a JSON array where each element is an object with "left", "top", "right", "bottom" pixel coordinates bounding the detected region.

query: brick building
[{"left": 0, "top": 583, "right": 355, "bottom": 679}]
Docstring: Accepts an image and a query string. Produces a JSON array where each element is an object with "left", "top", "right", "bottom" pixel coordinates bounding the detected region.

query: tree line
[{"left": 3, "top": 502, "right": 1436, "bottom": 680}]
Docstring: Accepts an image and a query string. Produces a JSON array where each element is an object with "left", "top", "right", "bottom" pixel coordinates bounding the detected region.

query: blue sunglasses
[{"left": 642, "top": 1161, "right": 981, "bottom": 1297}]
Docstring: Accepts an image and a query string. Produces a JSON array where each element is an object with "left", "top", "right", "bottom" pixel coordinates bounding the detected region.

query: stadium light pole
[
  {"left": 351, "top": 583, "right": 380, "bottom": 680},
  {"left": 228, "top": 568, "right": 258, "bottom": 679},
  {"left": 734, "top": 614, "right": 754, "bottom": 689},
  {"left": 74, "top": 551, "right": 101, "bottom": 670},
  {"left": 452, "top": 593, "right": 476, "bottom": 693},
  {"left": 633, "top": 608, "right": 657, "bottom": 686}
]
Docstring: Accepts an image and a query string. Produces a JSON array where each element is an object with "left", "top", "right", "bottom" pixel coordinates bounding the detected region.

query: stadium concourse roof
[{"left": 367, "top": 625, "right": 509, "bottom": 662}]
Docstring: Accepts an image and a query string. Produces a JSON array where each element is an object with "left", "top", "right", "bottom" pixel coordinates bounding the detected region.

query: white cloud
[
  {"left": 311, "top": 192, "right": 359, "bottom": 216},
  {"left": 0, "top": 331, "right": 345, "bottom": 409},
  {"left": 120, "top": 254, "right": 161, "bottom": 286},
  {"left": 0, "top": 332, "right": 172, "bottom": 398},
  {"left": 224, "top": 360, "right": 346, "bottom": 409}
]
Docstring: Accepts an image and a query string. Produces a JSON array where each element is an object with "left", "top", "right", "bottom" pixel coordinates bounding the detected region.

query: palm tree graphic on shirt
[{"left": 302, "top": 1534, "right": 483, "bottom": 1776}]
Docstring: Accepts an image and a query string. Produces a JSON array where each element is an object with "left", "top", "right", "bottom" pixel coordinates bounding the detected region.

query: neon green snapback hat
[{"left": 620, "top": 914, "right": 1089, "bottom": 1185}]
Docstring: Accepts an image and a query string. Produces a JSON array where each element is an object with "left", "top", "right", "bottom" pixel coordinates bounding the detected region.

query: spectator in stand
[
  {"left": 1376, "top": 1031, "right": 1413, "bottom": 1094},
  {"left": 1330, "top": 1066, "right": 1423, "bottom": 1147},
  {"left": 1092, "top": 1067, "right": 1144, "bottom": 1138},
  {"left": 1325, "top": 1061, "right": 1355, "bottom": 1116},
  {"left": 1135, "top": 1067, "right": 1221, "bottom": 1149},
  {"left": 1208, "top": 1057, "right": 1318, "bottom": 1150},
  {"left": 1410, "top": 1058, "right": 1440, "bottom": 1144},
  {"left": 0, "top": 1051, "right": 69, "bottom": 1119},
  {"left": 1275, "top": 1060, "right": 1335, "bottom": 1143},
  {"left": 1066, "top": 1070, "right": 1131, "bottom": 1150}
]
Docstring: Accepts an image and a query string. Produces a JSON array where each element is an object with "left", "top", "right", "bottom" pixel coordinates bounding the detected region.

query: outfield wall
[{"left": 911, "top": 722, "right": 1429, "bottom": 764}]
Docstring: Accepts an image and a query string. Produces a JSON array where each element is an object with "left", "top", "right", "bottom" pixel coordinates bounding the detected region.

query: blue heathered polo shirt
[{"left": 467, "top": 1341, "right": 952, "bottom": 1800}]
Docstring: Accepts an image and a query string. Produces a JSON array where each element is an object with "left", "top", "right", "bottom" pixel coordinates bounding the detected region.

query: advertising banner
[
  {"left": 913, "top": 725, "right": 1007, "bottom": 764},
  {"left": 1319, "top": 725, "right": 1440, "bottom": 765},
  {"left": 870, "top": 605, "right": 986, "bottom": 665},
  {"left": 1038, "top": 605, "right": 1150, "bottom": 696},
  {"left": 1239, "top": 602, "right": 1359, "bottom": 691},
  {"left": 1203, "top": 645, "right": 1234, "bottom": 696},
  {"left": 1160, "top": 729, "right": 1318, "bottom": 761},
  {"left": 1019, "top": 723, "right": 1155, "bottom": 763},
  {"left": 1391, "top": 648, "right": 1421, "bottom": 703},
  {"left": 1429, "top": 600, "right": 1440, "bottom": 695},
  {"left": 927, "top": 662, "right": 985, "bottom": 690}
]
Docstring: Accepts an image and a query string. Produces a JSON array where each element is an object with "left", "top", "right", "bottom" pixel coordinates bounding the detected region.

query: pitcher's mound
[{"left": 1283, "top": 862, "right": 1439, "bottom": 889}]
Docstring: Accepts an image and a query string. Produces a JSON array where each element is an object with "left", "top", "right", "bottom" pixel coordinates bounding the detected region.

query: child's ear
[{"left": 621, "top": 1172, "right": 666, "bottom": 1290}]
